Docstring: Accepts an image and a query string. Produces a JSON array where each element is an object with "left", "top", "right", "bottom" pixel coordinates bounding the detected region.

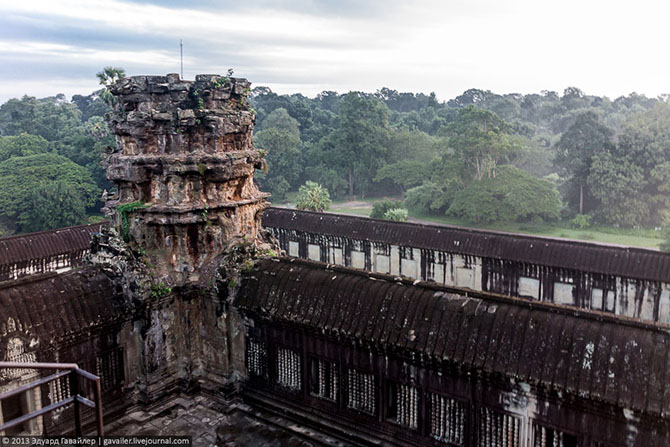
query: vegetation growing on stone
[
  {"left": 116, "top": 201, "right": 149, "bottom": 242},
  {"left": 150, "top": 281, "right": 172, "bottom": 299},
  {"left": 213, "top": 68, "right": 234, "bottom": 89}
]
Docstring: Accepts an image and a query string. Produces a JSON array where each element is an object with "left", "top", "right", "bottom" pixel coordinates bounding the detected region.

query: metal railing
[{"left": 0, "top": 362, "right": 104, "bottom": 436}]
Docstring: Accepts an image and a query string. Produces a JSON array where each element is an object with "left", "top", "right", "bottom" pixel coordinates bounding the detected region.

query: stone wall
[
  {"left": 96, "top": 73, "right": 272, "bottom": 405},
  {"left": 105, "top": 73, "right": 269, "bottom": 285}
]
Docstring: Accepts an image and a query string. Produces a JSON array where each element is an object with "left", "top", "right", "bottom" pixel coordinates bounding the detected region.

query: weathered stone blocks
[{"left": 105, "top": 73, "right": 268, "bottom": 285}]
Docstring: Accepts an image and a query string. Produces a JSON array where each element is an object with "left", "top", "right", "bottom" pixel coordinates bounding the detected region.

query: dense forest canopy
[
  {"left": 250, "top": 85, "right": 670, "bottom": 229},
  {"left": 1, "top": 78, "right": 669, "bottom": 244}
]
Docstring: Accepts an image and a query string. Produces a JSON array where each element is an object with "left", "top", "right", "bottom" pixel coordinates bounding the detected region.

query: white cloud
[
  {"left": 0, "top": 41, "right": 174, "bottom": 68},
  {"left": 0, "top": 0, "right": 669, "bottom": 102},
  {"left": 4, "top": 0, "right": 358, "bottom": 46}
]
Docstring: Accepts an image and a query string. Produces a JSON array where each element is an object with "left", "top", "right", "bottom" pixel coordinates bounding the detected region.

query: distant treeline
[
  {"left": 250, "top": 86, "right": 670, "bottom": 228},
  {"left": 0, "top": 83, "right": 669, "bottom": 236},
  {"left": 0, "top": 91, "right": 112, "bottom": 236}
]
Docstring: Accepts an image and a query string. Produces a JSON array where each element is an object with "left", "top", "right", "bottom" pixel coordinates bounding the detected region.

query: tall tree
[
  {"left": 18, "top": 181, "right": 88, "bottom": 233},
  {"left": 54, "top": 116, "right": 114, "bottom": 191},
  {"left": 254, "top": 108, "right": 303, "bottom": 199},
  {"left": 374, "top": 159, "right": 427, "bottom": 194},
  {"left": 587, "top": 152, "right": 647, "bottom": 226},
  {"left": 0, "top": 95, "right": 81, "bottom": 141},
  {"left": 616, "top": 103, "right": 670, "bottom": 225},
  {"left": 0, "top": 153, "right": 99, "bottom": 234},
  {"left": 71, "top": 90, "right": 111, "bottom": 121},
  {"left": 554, "top": 111, "right": 614, "bottom": 214},
  {"left": 333, "top": 92, "right": 389, "bottom": 196},
  {"left": 447, "top": 165, "right": 561, "bottom": 224},
  {"left": 441, "top": 106, "right": 520, "bottom": 181},
  {"left": 0, "top": 133, "right": 50, "bottom": 162}
]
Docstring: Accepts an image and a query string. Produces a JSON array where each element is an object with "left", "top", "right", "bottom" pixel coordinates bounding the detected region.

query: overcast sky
[{"left": 1, "top": 0, "right": 669, "bottom": 103}]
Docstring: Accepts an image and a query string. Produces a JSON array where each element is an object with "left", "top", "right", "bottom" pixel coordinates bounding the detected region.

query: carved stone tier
[{"left": 105, "top": 74, "right": 269, "bottom": 284}]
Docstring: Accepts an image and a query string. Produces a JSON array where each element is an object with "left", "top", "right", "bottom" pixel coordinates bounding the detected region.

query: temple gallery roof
[
  {"left": 264, "top": 207, "right": 670, "bottom": 282},
  {"left": 5, "top": 208, "right": 669, "bottom": 284},
  {"left": 237, "top": 257, "right": 670, "bottom": 418},
  {"left": 0, "top": 222, "right": 104, "bottom": 267},
  {"left": 0, "top": 268, "right": 125, "bottom": 347}
]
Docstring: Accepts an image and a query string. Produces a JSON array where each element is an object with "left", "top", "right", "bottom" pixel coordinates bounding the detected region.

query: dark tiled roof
[
  {"left": 263, "top": 207, "right": 670, "bottom": 282},
  {"left": 237, "top": 257, "right": 670, "bottom": 417},
  {"left": 0, "top": 222, "right": 106, "bottom": 266},
  {"left": 0, "top": 223, "right": 107, "bottom": 280},
  {"left": 0, "top": 268, "right": 125, "bottom": 346}
]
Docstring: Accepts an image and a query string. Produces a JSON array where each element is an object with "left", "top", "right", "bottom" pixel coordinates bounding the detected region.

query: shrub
[
  {"left": 383, "top": 208, "right": 409, "bottom": 222},
  {"left": 296, "top": 181, "right": 331, "bottom": 212},
  {"left": 571, "top": 214, "right": 591, "bottom": 230},
  {"left": 370, "top": 199, "right": 403, "bottom": 219},
  {"left": 447, "top": 165, "right": 560, "bottom": 224}
]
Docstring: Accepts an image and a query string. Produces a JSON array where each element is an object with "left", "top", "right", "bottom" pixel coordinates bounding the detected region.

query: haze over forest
[
  {"left": 3, "top": 0, "right": 670, "bottom": 248},
  {"left": 1, "top": 78, "right": 670, "bottom": 250}
]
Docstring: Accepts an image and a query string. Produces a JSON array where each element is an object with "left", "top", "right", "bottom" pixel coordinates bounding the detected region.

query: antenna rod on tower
[{"left": 180, "top": 39, "right": 184, "bottom": 79}]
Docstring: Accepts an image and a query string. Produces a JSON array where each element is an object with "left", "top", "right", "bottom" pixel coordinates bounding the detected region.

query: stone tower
[{"left": 104, "top": 73, "right": 269, "bottom": 285}]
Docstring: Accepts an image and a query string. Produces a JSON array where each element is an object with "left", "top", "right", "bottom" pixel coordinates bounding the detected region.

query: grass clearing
[
  {"left": 411, "top": 213, "right": 662, "bottom": 249},
  {"left": 329, "top": 206, "right": 372, "bottom": 217},
  {"left": 272, "top": 193, "right": 663, "bottom": 250}
]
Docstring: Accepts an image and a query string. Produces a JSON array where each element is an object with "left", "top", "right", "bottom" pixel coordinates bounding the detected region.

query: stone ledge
[{"left": 107, "top": 151, "right": 263, "bottom": 165}]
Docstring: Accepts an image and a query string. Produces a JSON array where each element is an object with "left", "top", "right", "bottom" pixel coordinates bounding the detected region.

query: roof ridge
[
  {"left": 0, "top": 221, "right": 108, "bottom": 242},
  {"left": 265, "top": 256, "right": 670, "bottom": 335},
  {"left": 267, "top": 207, "right": 663, "bottom": 255}
]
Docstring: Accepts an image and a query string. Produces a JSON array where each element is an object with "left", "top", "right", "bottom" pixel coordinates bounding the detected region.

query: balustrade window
[
  {"left": 48, "top": 375, "right": 72, "bottom": 413},
  {"left": 95, "top": 347, "right": 124, "bottom": 391},
  {"left": 533, "top": 423, "right": 579, "bottom": 447},
  {"left": 429, "top": 393, "right": 467, "bottom": 446},
  {"left": 386, "top": 382, "right": 418, "bottom": 429},
  {"left": 346, "top": 369, "right": 375, "bottom": 415},
  {"left": 373, "top": 243, "right": 391, "bottom": 257},
  {"left": 309, "top": 358, "right": 338, "bottom": 401},
  {"left": 276, "top": 348, "right": 302, "bottom": 391},
  {"left": 477, "top": 407, "right": 521, "bottom": 447},
  {"left": 246, "top": 338, "right": 268, "bottom": 379}
]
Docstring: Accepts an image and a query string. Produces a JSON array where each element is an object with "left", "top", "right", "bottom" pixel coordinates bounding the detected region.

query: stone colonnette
[{"left": 105, "top": 73, "right": 269, "bottom": 284}]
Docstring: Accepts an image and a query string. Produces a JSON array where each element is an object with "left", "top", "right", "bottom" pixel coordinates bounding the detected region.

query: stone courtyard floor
[{"left": 104, "top": 394, "right": 352, "bottom": 447}]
